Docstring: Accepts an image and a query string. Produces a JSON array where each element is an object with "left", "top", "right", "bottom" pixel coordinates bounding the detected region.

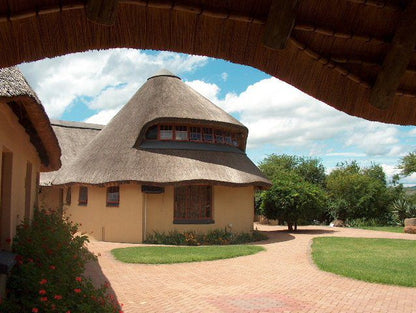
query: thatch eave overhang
[{"left": 0, "top": 67, "right": 61, "bottom": 172}]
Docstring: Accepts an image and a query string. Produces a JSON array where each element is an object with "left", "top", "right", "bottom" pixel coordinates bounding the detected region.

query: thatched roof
[
  {"left": 0, "top": 67, "right": 61, "bottom": 171},
  {"left": 53, "top": 71, "right": 270, "bottom": 188},
  {"left": 0, "top": 0, "right": 416, "bottom": 125},
  {"left": 40, "top": 120, "right": 103, "bottom": 186}
]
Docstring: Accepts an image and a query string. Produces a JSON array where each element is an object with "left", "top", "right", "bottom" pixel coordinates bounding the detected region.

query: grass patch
[
  {"left": 111, "top": 245, "right": 264, "bottom": 264},
  {"left": 357, "top": 226, "right": 404, "bottom": 233},
  {"left": 312, "top": 237, "right": 416, "bottom": 287}
]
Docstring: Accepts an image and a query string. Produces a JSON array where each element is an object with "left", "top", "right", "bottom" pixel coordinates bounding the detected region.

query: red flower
[
  {"left": 54, "top": 295, "right": 62, "bottom": 300},
  {"left": 32, "top": 308, "right": 39, "bottom": 313},
  {"left": 40, "top": 279, "right": 47, "bottom": 285},
  {"left": 40, "top": 297, "right": 48, "bottom": 302},
  {"left": 39, "top": 289, "right": 47, "bottom": 295},
  {"left": 15, "top": 255, "right": 23, "bottom": 265},
  {"left": 75, "top": 276, "right": 82, "bottom": 282},
  {"left": 49, "top": 265, "right": 56, "bottom": 270},
  {"left": 74, "top": 288, "right": 81, "bottom": 293}
]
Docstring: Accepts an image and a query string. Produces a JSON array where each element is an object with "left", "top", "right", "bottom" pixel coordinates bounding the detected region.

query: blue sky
[{"left": 18, "top": 49, "right": 416, "bottom": 186}]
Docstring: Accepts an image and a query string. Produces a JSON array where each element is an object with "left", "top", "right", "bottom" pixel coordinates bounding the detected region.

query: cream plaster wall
[
  {"left": 145, "top": 185, "right": 254, "bottom": 237},
  {"left": 63, "top": 183, "right": 254, "bottom": 243},
  {"left": 65, "top": 184, "right": 143, "bottom": 243},
  {"left": 0, "top": 103, "right": 41, "bottom": 248}
]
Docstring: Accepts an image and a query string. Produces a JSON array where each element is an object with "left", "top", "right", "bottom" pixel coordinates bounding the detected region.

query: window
[
  {"left": 174, "top": 185, "right": 213, "bottom": 224},
  {"left": 189, "top": 127, "right": 202, "bottom": 141},
  {"left": 145, "top": 123, "right": 241, "bottom": 148},
  {"left": 202, "top": 128, "right": 213, "bottom": 143},
  {"left": 145, "top": 125, "right": 158, "bottom": 140},
  {"left": 78, "top": 186, "right": 88, "bottom": 206},
  {"left": 65, "top": 187, "right": 71, "bottom": 205},
  {"left": 175, "top": 126, "right": 188, "bottom": 140},
  {"left": 106, "top": 186, "right": 120, "bottom": 207},
  {"left": 224, "top": 132, "right": 232, "bottom": 145},
  {"left": 159, "top": 125, "right": 173, "bottom": 140},
  {"left": 215, "top": 129, "right": 224, "bottom": 144}
]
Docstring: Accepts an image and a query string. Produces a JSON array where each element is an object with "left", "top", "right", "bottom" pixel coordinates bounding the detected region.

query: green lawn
[
  {"left": 312, "top": 237, "right": 416, "bottom": 287},
  {"left": 111, "top": 245, "right": 265, "bottom": 264},
  {"left": 358, "top": 226, "right": 404, "bottom": 233}
]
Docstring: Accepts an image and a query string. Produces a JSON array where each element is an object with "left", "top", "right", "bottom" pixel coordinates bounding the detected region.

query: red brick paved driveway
[{"left": 85, "top": 225, "right": 416, "bottom": 313}]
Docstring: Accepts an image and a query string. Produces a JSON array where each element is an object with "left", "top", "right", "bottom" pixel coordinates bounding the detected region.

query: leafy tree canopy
[
  {"left": 260, "top": 171, "right": 327, "bottom": 231},
  {"left": 258, "top": 154, "right": 326, "bottom": 187},
  {"left": 398, "top": 152, "right": 416, "bottom": 176},
  {"left": 326, "top": 161, "right": 390, "bottom": 221}
]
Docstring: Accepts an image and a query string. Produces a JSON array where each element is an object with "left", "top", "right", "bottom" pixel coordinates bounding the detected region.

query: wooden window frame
[
  {"left": 78, "top": 186, "right": 88, "bottom": 206},
  {"left": 106, "top": 186, "right": 120, "bottom": 207},
  {"left": 147, "top": 123, "right": 241, "bottom": 148},
  {"left": 173, "top": 185, "right": 214, "bottom": 224}
]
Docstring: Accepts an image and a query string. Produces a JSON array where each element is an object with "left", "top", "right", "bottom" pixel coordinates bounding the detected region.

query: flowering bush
[
  {"left": 0, "top": 209, "right": 122, "bottom": 313},
  {"left": 145, "top": 228, "right": 267, "bottom": 245}
]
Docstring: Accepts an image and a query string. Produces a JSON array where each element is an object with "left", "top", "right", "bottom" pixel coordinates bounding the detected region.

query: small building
[
  {"left": 0, "top": 67, "right": 61, "bottom": 249},
  {"left": 43, "top": 70, "right": 270, "bottom": 243}
]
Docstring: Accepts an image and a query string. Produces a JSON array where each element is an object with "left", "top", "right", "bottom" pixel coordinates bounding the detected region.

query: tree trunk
[
  {"left": 294, "top": 222, "right": 298, "bottom": 231},
  {"left": 287, "top": 222, "right": 293, "bottom": 231}
]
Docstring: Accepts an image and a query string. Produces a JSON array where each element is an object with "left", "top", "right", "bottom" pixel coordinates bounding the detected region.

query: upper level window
[
  {"left": 190, "top": 127, "right": 202, "bottom": 141},
  {"left": 146, "top": 125, "right": 158, "bottom": 140},
  {"left": 144, "top": 123, "right": 242, "bottom": 148},
  {"left": 78, "top": 186, "right": 88, "bottom": 206},
  {"left": 160, "top": 125, "right": 173, "bottom": 140},
  {"left": 106, "top": 186, "right": 120, "bottom": 207},
  {"left": 215, "top": 130, "right": 224, "bottom": 144},
  {"left": 175, "top": 126, "right": 188, "bottom": 140},
  {"left": 202, "top": 128, "right": 213, "bottom": 143}
]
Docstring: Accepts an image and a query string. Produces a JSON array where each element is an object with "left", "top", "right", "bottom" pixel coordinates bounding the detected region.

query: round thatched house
[{"left": 43, "top": 70, "right": 270, "bottom": 243}]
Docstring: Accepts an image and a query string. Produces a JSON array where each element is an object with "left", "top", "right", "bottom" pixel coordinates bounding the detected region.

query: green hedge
[{"left": 144, "top": 228, "right": 267, "bottom": 246}]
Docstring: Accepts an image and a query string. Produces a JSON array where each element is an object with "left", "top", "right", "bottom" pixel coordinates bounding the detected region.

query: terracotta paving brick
[{"left": 85, "top": 225, "right": 416, "bottom": 313}]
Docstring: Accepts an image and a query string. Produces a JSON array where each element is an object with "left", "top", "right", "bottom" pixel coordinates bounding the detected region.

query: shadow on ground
[
  {"left": 84, "top": 258, "right": 120, "bottom": 307},
  {"left": 256, "top": 228, "right": 338, "bottom": 245}
]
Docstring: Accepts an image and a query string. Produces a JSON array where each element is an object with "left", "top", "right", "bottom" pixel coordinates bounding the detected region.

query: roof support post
[
  {"left": 86, "top": 0, "right": 119, "bottom": 25},
  {"left": 263, "top": 0, "right": 300, "bottom": 50},
  {"left": 370, "top": 0, "right": 416, "bottom": 110}
]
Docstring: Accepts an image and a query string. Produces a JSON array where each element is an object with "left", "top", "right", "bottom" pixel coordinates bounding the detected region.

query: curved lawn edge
[
  {"left": 111, "top": 245, "right": 265, "bottom": 264},
  {"left": 311, "top": 237, "right": 416, "bottom": 287}
]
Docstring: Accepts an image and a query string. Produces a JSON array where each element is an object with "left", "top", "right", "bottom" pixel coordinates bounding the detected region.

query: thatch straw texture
[
  {"left": 53, "top": 71, "right": 270, "bottom": 188},
  {"left": 0, "top": 67, "right": 61, "bottom": 171},
  {"left": 40, "top": 120, "right": 103, "bottom": 186},
  {"left": 0, "top": 0, "right": 415, "bottom": 125}
]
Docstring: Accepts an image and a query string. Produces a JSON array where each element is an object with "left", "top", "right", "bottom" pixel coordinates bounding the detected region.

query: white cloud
[
  {"left": 84, "top": 109, "right": 120, "bottom": 125},
  {"left": 221, "top": 72, "right": 228, "bottom": 81},
  {"left": 19, "top": 49, "right": 208, "bottom": 119},
  {"left": 185, "top": 80, "right": 221, "bottom": 103}
]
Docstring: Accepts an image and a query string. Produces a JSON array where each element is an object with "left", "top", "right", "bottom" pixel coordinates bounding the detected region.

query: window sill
[
  {"left": 173, "top": 219, "right": 214, "bottom": 224},
  {"left": 106, "top": 203, "right": 119, "bottom": 207},
  {"left": 78, "top": 203, "right": 87, "bottom": 206}
]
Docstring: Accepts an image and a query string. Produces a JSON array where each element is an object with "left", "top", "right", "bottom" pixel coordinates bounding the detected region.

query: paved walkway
[{"left": 85, "top": 225, "right": 416, "bottom": 313}]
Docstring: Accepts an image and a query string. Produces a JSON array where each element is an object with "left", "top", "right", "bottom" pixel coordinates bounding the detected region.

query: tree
[
  {"left": 258, "top": 154, "right": 326, "bottom": 187},
  {"left": 399, "top": 152, "right": 416, "bottom": 176},
  {"left": 326, "top": 162, "right": 391, "bottom": 222},
  {"left": 260, "top": 171, "right": 326, "bottom": 231}
]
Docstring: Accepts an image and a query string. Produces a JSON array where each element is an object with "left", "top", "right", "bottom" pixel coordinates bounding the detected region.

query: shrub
[
  {"left": 144, "top": 229, "right": 267, "bottom": 246},
  {"left": 0, "top": 209, "right": 122, "bottom": 313}
]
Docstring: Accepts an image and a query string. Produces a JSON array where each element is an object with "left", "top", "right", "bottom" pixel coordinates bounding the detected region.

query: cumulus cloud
[
  {"left": 19, "top": 49, "right": 207, "bottom": 119},
  {"left": 188, "top": 76, "right": 413, "bottom": 162}
]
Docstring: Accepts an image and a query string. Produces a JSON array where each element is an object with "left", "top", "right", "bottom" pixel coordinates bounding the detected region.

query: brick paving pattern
[{"left": 85, "top": 225, "right": 416, "bottom": 313}]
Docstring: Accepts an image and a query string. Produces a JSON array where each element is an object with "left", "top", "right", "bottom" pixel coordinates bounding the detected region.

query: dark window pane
[{"left": 145, "top": 125, "right": 158, "bottom": 140}]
